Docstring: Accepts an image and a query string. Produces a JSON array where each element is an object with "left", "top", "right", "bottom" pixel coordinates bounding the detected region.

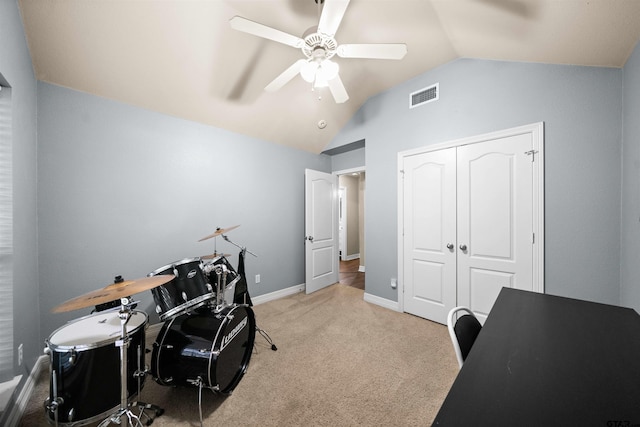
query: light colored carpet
[{"left": 19, "top": 284, "right": 458, "bottom": 426}]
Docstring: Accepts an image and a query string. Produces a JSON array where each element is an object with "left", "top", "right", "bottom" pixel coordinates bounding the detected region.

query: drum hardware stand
[
  {"left": 186, "top": 377, "right": 206, "bottom": 427},
  {"left": 129, "top": 345, "right": 164, "bottom": 425},
  {"left": 222, "top": 234, "right": 277, "bottom": 352},
  {"left": 44, "top": 368, "right": 63, "bottom": 427},
  {"left": 98, "top": 297, "right": 164, "bottom": 427},
  {"left": 215, "top": 264, "right": 228, "bottom": 311}
]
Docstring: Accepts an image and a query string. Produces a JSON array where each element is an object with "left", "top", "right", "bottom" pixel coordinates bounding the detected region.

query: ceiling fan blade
[
  {"left": 337, "top": 43, "right": 408, "bottom": 60},
  {"left": 265, "top": 59, "right": 307, "bottom": 92},
  {"left": 328, "top": 74, "right": 349, "bottom": 103},
  {"left": 230, "top": 16, "right": 303, "bottom": 48},
  {"left": 317, "top": 0, "right": 350, "bottom": 37}
]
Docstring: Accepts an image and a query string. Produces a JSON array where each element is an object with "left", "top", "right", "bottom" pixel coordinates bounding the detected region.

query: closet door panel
[
  {"left": 402, "top": 148, "right": 457, "bottom": 324},
  {"left": 457, "top": 134, "right": 534, "bottom": 324}
]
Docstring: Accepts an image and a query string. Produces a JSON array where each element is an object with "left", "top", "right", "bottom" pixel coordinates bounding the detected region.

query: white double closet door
[{"left": 400, "top": 123, "right": 543, "bottom": 325}]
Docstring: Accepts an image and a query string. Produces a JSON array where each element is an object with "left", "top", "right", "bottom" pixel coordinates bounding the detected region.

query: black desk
[{"left": 432, "top": 288, "right": 640, "bottom": 426}]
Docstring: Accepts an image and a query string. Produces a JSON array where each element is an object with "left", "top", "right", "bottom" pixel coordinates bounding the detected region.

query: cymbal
[
  {"left": 201, "top": 253, "right": 232, "bottom": 260},
  {"left": 52, "top": 275, "right": 175, "bottom": 313},
  {"left": 198, "top": 225, "right": 240, "bottom": 242}
]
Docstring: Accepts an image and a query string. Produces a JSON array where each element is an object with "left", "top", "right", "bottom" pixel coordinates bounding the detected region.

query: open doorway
[{"left": 336, "top": 168, "right": 365, "bottom": 290}]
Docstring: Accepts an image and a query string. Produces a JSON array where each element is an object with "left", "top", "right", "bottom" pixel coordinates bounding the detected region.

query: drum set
[{"left": 44, "top": 226, "right": 261, "bottom": 427}]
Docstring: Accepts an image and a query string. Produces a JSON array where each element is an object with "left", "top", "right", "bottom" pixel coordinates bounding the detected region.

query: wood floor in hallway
[{"left": 339, "top": 258, "right": 364, "bottom": 290}]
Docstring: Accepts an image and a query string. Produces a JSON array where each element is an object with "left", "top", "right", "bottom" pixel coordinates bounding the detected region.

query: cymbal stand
[
  {"left": 98, "top": 298, "right": 163, "bottom": 427},
  {"left": 221, "top": 234, "right": 257, "bottom": 258},
  {"left": 222, "top": 235, "right": 277, "bottom": 351}
]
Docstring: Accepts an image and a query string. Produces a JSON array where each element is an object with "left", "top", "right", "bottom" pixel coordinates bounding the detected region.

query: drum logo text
[{"left": 221, "top": 316, "right": 247, "bottom": 351}]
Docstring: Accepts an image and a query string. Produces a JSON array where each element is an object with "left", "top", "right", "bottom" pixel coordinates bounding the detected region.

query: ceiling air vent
[{"left": 409, "top": 83, "right": 439, "bottom": 109}]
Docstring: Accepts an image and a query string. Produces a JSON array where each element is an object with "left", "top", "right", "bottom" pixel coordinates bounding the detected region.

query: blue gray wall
[
  {"left": 327, "top": 58, "right": 625, "bottom": 306},
  {"left": 4, "top": 0, "right": 640, "bottom": 412},
  {"left": 0, "top": 0, "right": 40, "bottom": 389},
  {"left": 621, "top": 43, "right": 640, "bottom": 312},
  {"left": 37, "top": 82, "right": 331, "bottom": 339}
]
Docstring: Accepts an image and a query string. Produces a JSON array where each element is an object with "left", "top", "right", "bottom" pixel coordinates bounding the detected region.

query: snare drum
[
  {"left": 151, "top": 304, "right": 255, "bottom": 394},
  {"left": 148, "top": 257, "right": 214, "bottom": 321},
  {"left": 44, "top": 310, "right": 147, "bottom": 426}
]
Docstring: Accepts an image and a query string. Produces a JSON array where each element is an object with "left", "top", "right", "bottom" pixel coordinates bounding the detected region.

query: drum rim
[
  {"left": 151, "top": 314, "right": 177, "bottom": 386},
  {"left": 202, "top": 255, "right": 228, "bottom": 265},
  {"left": 147, "top": 257, "right": 203, "bottom": 277},
  {"left": 157, "top": 292, "right": 215, "bottom": 321},
  {"left": 172, "top": 257, "right": 203, "bottom": 267},
  {"left": 209, "top": 304, "right": 256, "bottom": 392},
  {"left": 147, "top": 263, "right": 176, "bottom": 277},
  {"left": 46, "top": 310, "right": 148, "bottom": 352}
]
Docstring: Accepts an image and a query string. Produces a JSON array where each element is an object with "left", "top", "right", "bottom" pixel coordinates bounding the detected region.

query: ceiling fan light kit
[{"left": 229, "top": 0, "right": 407, "bottom": 104}]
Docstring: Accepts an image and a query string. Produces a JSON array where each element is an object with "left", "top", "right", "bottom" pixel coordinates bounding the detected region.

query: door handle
[
  {"left": 446, "top": 243, "right": 454, "bottom": 250},
  {"left": 306, "top": 236, "right": 314, "bottom": 242},
  {"left": 459, "top": 244, "right": 467, "bottom": 251}
]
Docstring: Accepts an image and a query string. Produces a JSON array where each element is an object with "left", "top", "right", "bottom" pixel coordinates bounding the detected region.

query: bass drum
[
  {"left": 45, "top": 310, "right": 148, "bottom": 426},
  {"left": 151, "top": 304, "right": 255, "bottom": 394}
]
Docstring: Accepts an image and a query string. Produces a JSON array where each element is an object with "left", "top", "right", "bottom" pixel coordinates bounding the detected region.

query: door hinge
[
  {"left": 525, "top": 150, "right": 538, "bottom": 162},
  {"left": 531, "top": 232, "right": 535, "bottom": 244}
]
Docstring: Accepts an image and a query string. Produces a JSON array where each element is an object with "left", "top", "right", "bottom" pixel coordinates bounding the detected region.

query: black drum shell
[
  {"left": 151, "top": 304, "right": 255, "bottom": 394},
  {"left": 45, "top": 311, "right": 147, "bottom": 425},
  {"left": 149, "top": 258, "right": 214, "bottom": 321}
]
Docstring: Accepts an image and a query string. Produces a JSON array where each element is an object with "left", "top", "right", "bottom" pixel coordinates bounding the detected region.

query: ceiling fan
[{"left": 229, "top": 0, "right": 407, "bottom": 103}]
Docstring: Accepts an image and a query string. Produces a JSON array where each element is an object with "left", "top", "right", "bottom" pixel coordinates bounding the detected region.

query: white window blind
[{"left": 0, "top": 85, "right": 13, "bottom": 382}]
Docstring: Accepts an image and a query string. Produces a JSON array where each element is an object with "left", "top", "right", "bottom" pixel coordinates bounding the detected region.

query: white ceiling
[{"left": 18, "top": 0, "right": 640, "bottom": 154}]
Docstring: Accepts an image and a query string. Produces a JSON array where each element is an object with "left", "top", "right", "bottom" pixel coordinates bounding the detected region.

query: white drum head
[{"left": 48, "top": 310, "right": 147, "bottom": 350}]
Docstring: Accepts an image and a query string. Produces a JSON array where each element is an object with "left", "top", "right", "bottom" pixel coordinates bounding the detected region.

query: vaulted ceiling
[{"left": 18, "top": 0, "right": 640, "bottom": 153}]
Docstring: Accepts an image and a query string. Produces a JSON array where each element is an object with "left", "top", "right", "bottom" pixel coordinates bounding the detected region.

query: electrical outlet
[
  {"left": 255, "top": 274, "right": 261, "bottom": 284},
  {"left": 18, "top": 343, "right": 23, "bottom": 366}
]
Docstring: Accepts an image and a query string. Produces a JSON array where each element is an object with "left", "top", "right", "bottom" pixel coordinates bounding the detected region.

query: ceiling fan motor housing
[{"left": 302, "top": 31, "right": 337, "bottom": 60}]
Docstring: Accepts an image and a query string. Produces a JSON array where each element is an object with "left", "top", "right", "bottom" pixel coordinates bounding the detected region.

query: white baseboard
[
  {"left": 252, "top": 284, "right": 305, "bottom": 305},
  {"left": 4, "top": 355, "right": 47, "bottom": 427},
  {"left": 341, "top": 253, "right": 360, "bottom": 262},
  {"left": 364, "top": 292, "right": 401, "bottom": 312}
]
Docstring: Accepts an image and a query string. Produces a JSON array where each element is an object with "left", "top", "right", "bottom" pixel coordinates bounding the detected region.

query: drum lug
[
  {"left": 211, "top": 350, "right": 220, "bottom": 357},
  {"left": 68, "top": 349, "right": 77, "bottom": 366}
]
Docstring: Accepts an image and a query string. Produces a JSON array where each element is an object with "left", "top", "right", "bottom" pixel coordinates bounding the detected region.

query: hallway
[{"left": 339, "top": 259, "right": 364, "bottom": 290}]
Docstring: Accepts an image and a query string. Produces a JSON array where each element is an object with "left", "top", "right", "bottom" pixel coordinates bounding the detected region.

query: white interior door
[
  {"left": 456, "top": 134, "right": 535, "bottom": 323},
  {"left": 402, "top": 148, "right": 457, "bottom": 324},
  {"left": 305, "top": 169, "right": 339, "bottom": 294}
]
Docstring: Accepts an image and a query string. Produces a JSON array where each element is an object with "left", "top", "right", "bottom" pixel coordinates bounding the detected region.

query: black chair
[{"left": 447, "top": 306, "right": 482, "bottom": 368}]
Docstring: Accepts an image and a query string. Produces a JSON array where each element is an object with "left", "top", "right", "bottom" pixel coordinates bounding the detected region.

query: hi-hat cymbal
[
  {"left": 198, "top": 225, "right": 240, "bottom": 242},
  {"left": 52, "top": 275, "right": 175, "bottom": 313},
  {"left": 201, "top": 253, "right": 232, "bottom": 260}
]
